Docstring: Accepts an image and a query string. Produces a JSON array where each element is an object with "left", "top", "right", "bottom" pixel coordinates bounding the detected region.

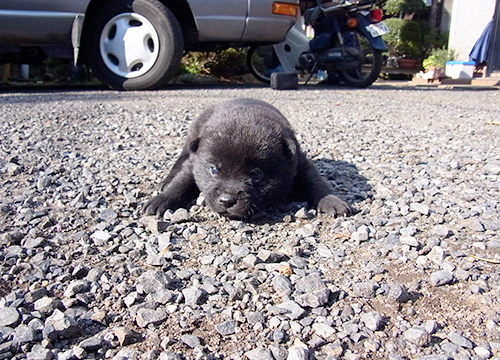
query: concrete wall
[
  {"left": 448, "top": 0, "right": 496, "bottom": 61},
  {"left": 440, "top": 0, "right": 453, "bottom": 35}
]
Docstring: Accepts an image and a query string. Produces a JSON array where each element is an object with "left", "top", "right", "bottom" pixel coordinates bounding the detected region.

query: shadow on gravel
[
  {"left": 249, "top": 158, "right": 370, "bottom": 225},
  {"left": 314, "top": 158, "right": 371, "bottom": 205}
]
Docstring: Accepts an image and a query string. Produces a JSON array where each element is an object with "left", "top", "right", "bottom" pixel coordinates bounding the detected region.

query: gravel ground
[{"left": 1, "top": 83, "right": 500, "bottom": 360}]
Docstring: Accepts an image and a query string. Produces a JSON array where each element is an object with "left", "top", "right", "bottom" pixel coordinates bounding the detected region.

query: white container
[{"left": 445, "top": 61, "right": 475, "bottom": 79}]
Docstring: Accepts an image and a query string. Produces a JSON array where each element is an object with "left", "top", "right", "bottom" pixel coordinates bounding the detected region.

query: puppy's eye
[
  {"left": 250, "top": 168, "right": 263, "bottom": 181},
  {"left": 210, "top": 166, "right": 219, "bottom": 176}
]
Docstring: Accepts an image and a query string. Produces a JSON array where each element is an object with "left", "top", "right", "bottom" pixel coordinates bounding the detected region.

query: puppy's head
[{"left": 191, "top": 117, "right": 298, "bottom": 219}]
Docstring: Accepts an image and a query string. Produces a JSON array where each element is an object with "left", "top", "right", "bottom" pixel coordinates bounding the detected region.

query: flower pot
[
  {"left": 423, "top": 66, "right": 446, "bottom": 80},
  {"left": 397, "top": 58, "right": 419, "bottom": 68}
]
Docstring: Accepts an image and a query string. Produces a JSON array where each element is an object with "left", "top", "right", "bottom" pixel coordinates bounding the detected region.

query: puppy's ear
[
  {"left": 189, "top": 139, "right": 200, "bottom": 153},
  {"left": 281, "top": 133, "right": 297, "bottom": 160}
]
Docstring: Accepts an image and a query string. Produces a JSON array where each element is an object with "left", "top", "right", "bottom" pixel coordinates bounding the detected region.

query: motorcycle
[{"left": 247, "top": 0, "right": 389, "bottom": 88}]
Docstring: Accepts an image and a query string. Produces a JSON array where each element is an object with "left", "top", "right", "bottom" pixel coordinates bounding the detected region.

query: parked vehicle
[
  {"left": 0, "top": 0, "right": 299, "bottom": 90},
  {"left": 247, "top": 0, "right": 388, "bottom": 88}
]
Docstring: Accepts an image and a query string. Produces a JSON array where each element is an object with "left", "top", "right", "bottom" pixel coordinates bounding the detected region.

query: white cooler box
[{"left": 445, "top": 61, "right": 475, "bottom": 79}]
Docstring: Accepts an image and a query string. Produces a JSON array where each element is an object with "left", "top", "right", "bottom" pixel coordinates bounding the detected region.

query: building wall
[
  {"left": 448, "top": 0, "right": 496, "bottom": 61},
  {"left": 440, "top": 0, "right": 454, "bottom": 35}
]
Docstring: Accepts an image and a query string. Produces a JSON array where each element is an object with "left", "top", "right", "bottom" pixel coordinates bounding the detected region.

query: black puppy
[{"left": 143, "top": 99, "right": 353, "bottom": 219}]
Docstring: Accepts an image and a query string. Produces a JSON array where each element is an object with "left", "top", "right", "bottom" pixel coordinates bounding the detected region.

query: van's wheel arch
[{"left": 84, "top": 0, "right": 184, "bottom": 90}]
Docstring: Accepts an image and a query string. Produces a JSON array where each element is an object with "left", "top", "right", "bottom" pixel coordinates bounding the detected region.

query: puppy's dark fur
[{"left": 144, "top": 99, "right": 353, "bottom": 219}]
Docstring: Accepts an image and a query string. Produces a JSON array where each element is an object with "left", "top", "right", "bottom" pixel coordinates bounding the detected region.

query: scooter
[{"left": 247, "top": 0, "right": 389, "bottom": 88}]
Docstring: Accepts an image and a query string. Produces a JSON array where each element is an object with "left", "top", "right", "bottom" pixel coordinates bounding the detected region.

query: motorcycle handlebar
[
  {"left": 315, "top": 0, "right": 379, "bottom": 14},
  {"left": 303, "top": 0, "right": 379, "bottom": 24}
]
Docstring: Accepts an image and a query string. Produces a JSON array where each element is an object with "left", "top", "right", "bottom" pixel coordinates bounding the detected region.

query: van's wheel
[{"left": 85, "top": 0, "right": 183, "bottom": 90}]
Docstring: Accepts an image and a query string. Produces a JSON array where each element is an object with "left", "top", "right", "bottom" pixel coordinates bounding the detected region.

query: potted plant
[
  {"left": 382, "top": 18, "right": 425, "bottom": 68},
  {"left": 383, "top": 0, "right": 425, "bottom": 19},
  {"left": 422, "top": 47, "right": 456, "bottom": 79}
]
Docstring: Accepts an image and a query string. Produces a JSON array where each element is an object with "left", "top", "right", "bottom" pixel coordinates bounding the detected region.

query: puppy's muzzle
[{"left": 218, "top": 193, "right": 238, "bottom": 210}]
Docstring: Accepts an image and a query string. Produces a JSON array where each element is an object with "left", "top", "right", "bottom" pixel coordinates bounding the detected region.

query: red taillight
[{"left": 370, "top": 8, "right": 382, "bottom": 23}]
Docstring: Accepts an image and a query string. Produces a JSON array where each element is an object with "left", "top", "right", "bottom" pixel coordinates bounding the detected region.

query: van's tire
[{"left": 84, "top": 0, "right": 184, "bottom": 90}]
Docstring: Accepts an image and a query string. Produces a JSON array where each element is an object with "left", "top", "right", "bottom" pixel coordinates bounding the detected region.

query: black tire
[
  {"left": 84, "top": 0, "right": 184, "bottom": 90},
  {"left": 246, "top": 45, "right": 283, "bottom": 84},
  {"left": 332, "top": 29, "right": 383, "bottom": 88}
]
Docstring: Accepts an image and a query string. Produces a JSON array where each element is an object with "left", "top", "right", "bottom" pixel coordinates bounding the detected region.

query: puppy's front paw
[
  {"left": 318, "top": 194, "right": 354, "bottom": 217},
  {"left": 143, "top": 194, "right": 171, "bottom": 217}
]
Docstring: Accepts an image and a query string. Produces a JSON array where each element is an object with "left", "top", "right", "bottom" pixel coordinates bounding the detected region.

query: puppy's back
[{"left": 196, "top": 98, "right": 292, "bottom": 133}]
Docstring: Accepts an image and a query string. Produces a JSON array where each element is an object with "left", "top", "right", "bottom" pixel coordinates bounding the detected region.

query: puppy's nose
[{"left": 219, "top": 194, "right": 238, "bottom": 209}]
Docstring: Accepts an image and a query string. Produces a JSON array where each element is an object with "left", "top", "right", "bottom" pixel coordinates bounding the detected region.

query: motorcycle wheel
[
  {"left": 246, "top": 45, "right": 283, "bottom": 84},
  {"left": 328, "top": 29, "right": 383, "bottom": 88}
]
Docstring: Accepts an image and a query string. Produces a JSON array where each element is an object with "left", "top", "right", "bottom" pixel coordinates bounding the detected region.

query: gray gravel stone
[
  {"left": 425, "top": 320, "right": 437, "bottom": 334},
  {"left": 351, "top": 281, "right": 378, "bottom": 298},
  {"left": 63, "top": 280, "right": 91, "bottom": 298},
  {"left": 400, "top": 234, "right": 419, "bottom": 247},
  {"left": 467, "top": 218, "right": 485, "bottom": 232},
  {"left": 136, "top": 308, "right": 168, "bottom": 328},
  {"left": 403, "top": 327, "right": 431, "bottom": 346},
  {"left": 34, "top": 296, "right": 63, "bottom": 315},
  {"left": 230, "top": 243, "right": 250, "bottom": 257},
  {"left": 0, "top": 307, "right": 20, "bottom": 327},
  {"left": 13, "top": 324, "right": 37, "bottom": 345},
  {"left": 247, "top": 312, "right": 266, "bottom": 324},
  {"left": 79, "top": 336, "right": 105, "bottom": 352},
  {"left": 295, "top": 288, "right": 330, "bottom": 308},
  {"left": 410, "top": 203, "right": 430, "bottom": 215},
  {"left": 429, "top": 271, "right": 453, "bottom": 287},
  {"left": 159, "top": 351, "right": 182, "bottom": 360},
  {"left": 270, "top": 345, "right": 288, "bottom": 360},
  {"left": 215, "top": 320, "right": 237, "bottom": 336},
  {"left": 97, "top": 209, "right": 118, "bottom": 223},
  {"left": 26, "top": 345, "right": 53, "bottom": 360},
  {"left": 180, "top": 334, "right": 201, "bottom": 348},
  {"left": 113, "top": 347, "right": 139, "bottom": 360},
  {"left": 137, "top": 270, "right": 173, "bottom": 294},
  {"left": 272, "top": 274, "right": 293, "bottom": 296},
  {"left": 474, "top": 346, "right": 492, "bottom": 359},
  {"left": 245, "top": 347, "right": 274, "bottom": 360},
  {"left": 170, "top": 208, "right": 190, "bottom": 223},
  {"left": 91, "top": 230, "right": 112, "bottom": 242},
  {"left": 44, "top": 309, "right": 81, "bottom": 338},
  {"left": 427, "top": 246, "right": 445, "bottom": 264},
  {"left": 484, "top": 162, "right": 500, "bottom": 175},
  {"left": 295, "top": 273, "right": 326, "bottom": 293},
  {"left": 360, "top": 311, "right": 383, "bottom": 331},
  {"left": 312, "top": 322, "right": 335, "bottom": 338},
  {"left": 287, "top": 346, "right": 309, "bottom": 360},
  {"left": 276, "top": 300, "right": 306, "bottom": 320},
  {"left": 447, "top": 332, "right": 474, "bottom": 349},
  {"left": 388, "top": 284, "right": 410, "bottom": 303},
  {"left": 182, "top": 286, "right": 207, "bottom": 307},
  {"left": 414, "top": 356, "right": 449, "bottom": 360},
  {"left": 257, "top": 249, "right": 282, "bottom": 263}
]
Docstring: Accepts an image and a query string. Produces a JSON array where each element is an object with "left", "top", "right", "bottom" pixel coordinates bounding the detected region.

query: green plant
[
  {"left": 381, "top": 18, "right": 404, "bottom": 49},
  {"left": 382, "top": 18, "right": 425, "bottom": 59},
  {"left": 421, "top": 23, "right": 449, "bottom": 56},
  {"left": 180, "top": 53, "right": 203, "bottom": 75},
  {"left": 422, "top": 47, "right": 457, "bottom": 68},
  {"left": 180, "top": 48, "right": 247, "bottom": 78},
  {"left": 383, "top": 0, "right": 425, "bottom": 17}
]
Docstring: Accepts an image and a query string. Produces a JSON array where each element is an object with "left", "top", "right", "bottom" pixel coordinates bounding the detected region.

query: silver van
[{"left": 0, "top": 0, "right": 299, "bottom": 89}]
